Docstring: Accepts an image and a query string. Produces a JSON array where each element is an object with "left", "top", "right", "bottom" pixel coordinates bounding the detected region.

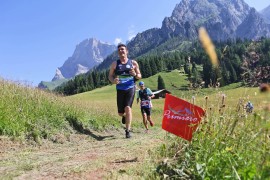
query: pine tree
[
  {"left": 158, "top": 75, "right": 166, "bottom": 90},
  {"left": 155, "top": 56, "right": 164, "bottom": 72},
  {"left": 184, "top": 63, "right": 191, "bottom": 77},
  {"left": 202, "top": 57, "right": 213, "bottom": 87},
  {"left": 150, "top": 58, "right": 158, "bottom": 75},
  {"left": 227, "top": 61, "right": 238, "bottom": 83},
  {"left": 92, "top": 70, "right": 100, "bottom": 88},
  {"left": 86, "top": 72, "right": 94, "bottom": 90},
  {"left": 143, "top": 60, "right": 152, "bottom": 78}
]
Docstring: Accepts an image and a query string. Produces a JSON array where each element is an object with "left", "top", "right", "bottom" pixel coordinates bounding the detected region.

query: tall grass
[
  {"left": 149, "top": 87, "right": 270, "bottom": 179},
  {"left": 0, "top": 79, "right": 119, "bottom": 142}
]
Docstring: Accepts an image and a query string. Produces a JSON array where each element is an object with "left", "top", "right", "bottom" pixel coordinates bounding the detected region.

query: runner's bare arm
[
  {"left": 108, "top": 61, "right": 119, "bottom": 84},
  {"left": 132, "top": 60, "right": 142, "bottom": 80}
]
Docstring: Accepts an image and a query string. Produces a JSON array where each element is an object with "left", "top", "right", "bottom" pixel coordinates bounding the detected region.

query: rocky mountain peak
[
  {"left": 261, "top": 5, "right": 270, "bottom": 24},
  {"left": 159, "top": 0, "right": 270, "bottom": 41},
  {"left": 98, "top": 0, "right": 270, "bottom": 71},
  {"left": 52, "top": 38, "right": 116, "bottom": 81},
  {"left": 237, "top": 8, "right": 270, "bottom": 39},
  {"left": 52, "top": 68, "right": 65, "bottom": 81}
]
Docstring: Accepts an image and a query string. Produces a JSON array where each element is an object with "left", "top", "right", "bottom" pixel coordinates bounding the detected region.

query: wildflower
[
  {"left": 221, "top": 93, "right": 226, "bottom": 105},
  {"left": 225, "top": 146, "right": 233, "bottom": 152},
  {"left": 192, "top": 96, "right": 195, "bottom": 104}
]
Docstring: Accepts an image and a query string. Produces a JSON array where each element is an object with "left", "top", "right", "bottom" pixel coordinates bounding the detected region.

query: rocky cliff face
[
  {"left": 51, "top": 68, "right": 65, "bottom": 81},
  {"left": 237, "top": 8, "right": 270, "bottom": 39},
  {"left": 52, "top": 38, "right": 115, "bottom": 81},
  {"left": 261, "top": 5, "right": 270, "bottom": 24},
  {"left": 164, "top": 0, "right": 251, "bottom": 40},
  {"left": 110, "top": 0, "right": 270, "bottom": 66},
  {"left": 159, "top": 0, "right": 270, "bottom": 41}
]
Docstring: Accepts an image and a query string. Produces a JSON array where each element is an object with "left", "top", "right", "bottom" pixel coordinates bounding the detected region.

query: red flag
[{"left": 162, "top": 93, "right": 205, "bottom": 141}]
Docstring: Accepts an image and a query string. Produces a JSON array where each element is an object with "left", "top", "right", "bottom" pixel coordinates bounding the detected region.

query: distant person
[
  {"left": 246, "top": 101, "right": 254, "bottom": 113},
  {"left": 108, "top": 43, "right": 142, "bottom": 138},
  {"left": 136, "top": 81, "right": 155, "bottom": 133}
]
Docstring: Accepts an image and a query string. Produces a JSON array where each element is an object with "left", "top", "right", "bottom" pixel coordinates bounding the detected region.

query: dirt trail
[{"left": 0, "top": 128, "right": 166, "bottom": 179}]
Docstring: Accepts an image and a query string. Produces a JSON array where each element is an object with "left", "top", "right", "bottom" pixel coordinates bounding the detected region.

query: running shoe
[
  {"left": 145, "top": 129, "right": 149, "bottom": 133},
  {"left": 125, "top": 129, "right": 131, "bottom": 138},
  {"left": 122, "top": 116, "right": 126, "bottom": 124},
  {"left": 149, "top": 120, "right": 154, "bottom": 127}
]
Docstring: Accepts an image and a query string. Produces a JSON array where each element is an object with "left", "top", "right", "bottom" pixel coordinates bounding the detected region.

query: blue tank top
[{"left": 115, "top": 59, "right": 135, "bottom": 90}]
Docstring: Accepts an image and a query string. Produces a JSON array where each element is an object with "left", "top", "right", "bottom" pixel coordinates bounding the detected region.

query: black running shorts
[
  {"left": 141, "top": 107, "right": 151, "bottom": 116},
  {"left": 117, "top": 86, "right": 135, "bottom": 114}
]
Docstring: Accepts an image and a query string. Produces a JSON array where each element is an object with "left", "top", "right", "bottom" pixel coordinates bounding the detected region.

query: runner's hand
[
  {"left": 114, "top": 77, "right": 120, "bottom": 84},
  {"left": 129, "top": 68, "right": 136, "bottom": 77}
]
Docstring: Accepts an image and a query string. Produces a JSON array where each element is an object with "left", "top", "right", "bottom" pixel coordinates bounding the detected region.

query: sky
[{"left": 0, "top": 0, "right": 269, "bottom": 86}]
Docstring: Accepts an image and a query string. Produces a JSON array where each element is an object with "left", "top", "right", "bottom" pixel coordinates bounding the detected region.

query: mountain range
[
  {"left": 261, "top": 4, "right": 270, "bottom": 23},
  {"left": 38, "top": 38, "right": 115, "bottom": 89},
  {"left": 38, "top": 0, "right": 270, "bottom": 89},
  {"left": 97, "top": 0, "right": 270, "bottom": 70}
]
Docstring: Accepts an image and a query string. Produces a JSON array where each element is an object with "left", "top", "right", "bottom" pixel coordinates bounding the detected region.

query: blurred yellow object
[{"left": 199, "top": 27, "right": 219, "bottom": 66}]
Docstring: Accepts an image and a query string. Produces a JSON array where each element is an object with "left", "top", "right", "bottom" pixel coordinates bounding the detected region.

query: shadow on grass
[
  {"left": 179, "top": 85, "right": 189, "bottom": 91},
  {"left": 112, "top": 157, "right": 138, "bottom": 164},
  {"left": 66, "top": 116, "right": 115, "bottom": 141}
]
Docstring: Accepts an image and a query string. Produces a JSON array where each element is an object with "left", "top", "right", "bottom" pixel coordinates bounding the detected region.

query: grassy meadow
[
  {"left": 0, "top": 69, "right": 269, "bottom": 179},
  {"left": 0, "top": 79, "right": 120, "bottom": 143},
  {"left": 71, "top": 73, "right": 270, "bottom": 179}
]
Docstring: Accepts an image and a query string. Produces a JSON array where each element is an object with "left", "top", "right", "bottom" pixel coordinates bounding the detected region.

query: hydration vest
[
  {"left": 139, "top": 88, "right": 151, "bottom": 108},
  {"left": 139, "top": 88, "right": 149, "bottom": 101}
]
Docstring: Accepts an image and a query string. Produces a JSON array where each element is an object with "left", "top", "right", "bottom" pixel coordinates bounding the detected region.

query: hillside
[
  {"left": 41, "top": 0, "right": 270, "bottom": 92},
  {"left": 1, "top": 72, "right": 269, "bottom": 178},
  {"left": 38, "top": 79, "right": 69, "bottom": 91},
  {"left": 97, "top": 0, "right": 270, "bottom": 71},
  {"left": 55, "top": 38, "right": 270, "bottom": 96},
  {"left": 261, "top": 5, "right": 270, "bottom": 23}
]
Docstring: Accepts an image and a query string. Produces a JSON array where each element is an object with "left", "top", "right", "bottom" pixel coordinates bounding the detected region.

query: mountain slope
[
  {"left": 38, "top": 38, "right": 116, "bottom": 89},
  {"left": 97, "top": 0, "right": 270, "bottom": 71},
  {"left": 261, "top": 5, "right": 270, "bottom": 24},
  {"left": 237, "top": 8, "right": 270, "bottom": 39},
  {"left": 54, "top": 38, "right": 115, "bottom": 80}
]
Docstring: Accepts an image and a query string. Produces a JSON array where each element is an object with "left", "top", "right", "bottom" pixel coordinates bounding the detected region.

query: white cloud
[
  {"left": 114, "top": 38, "right": 122, "bottom": 45},
  {"left": 128, "top": 25, "right": 136, "bottom": 40},
  {"left": 113, "top": 25, "right": 137, "bottom": 45}
]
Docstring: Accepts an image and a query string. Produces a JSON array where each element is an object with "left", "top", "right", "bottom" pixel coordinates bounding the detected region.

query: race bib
[{"left": 141, "top": 100, "right": 150, "bottom": 108}]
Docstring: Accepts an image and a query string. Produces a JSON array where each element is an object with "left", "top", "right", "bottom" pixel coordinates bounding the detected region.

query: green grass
[
  {"left": 147, "top": 86, "right": 270, "bottom": 179},
  {"left": 140, "top": 69, "right": 189, "bottom": 93},
  {"left": 1, "top": 70, "right": 269, "bottom": 179},
  {"left": 69, "top": 71, "right": 270, "bottom": 178},
  {"left": 39, "top": 79, "right": 69, "bottom": 90},
  {"left": 68, "top": 70, "right": 189, "bottom": 129},
  {"left": 0, "top": 79, "right": 120, "bottom": 142}
]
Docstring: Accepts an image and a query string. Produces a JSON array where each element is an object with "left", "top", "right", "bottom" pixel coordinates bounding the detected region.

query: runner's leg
[
  {"left": 141, "top": 109, "right": 148, "bottom": 130},
  {"left": 146, "top": 108, "right": 154, "bottom": 126},
  {"left": 125, "top": 106, "right": 132, "bottom": 130},
  {"left": 117, "top": 89, "right": 125, "bottom": 117}
]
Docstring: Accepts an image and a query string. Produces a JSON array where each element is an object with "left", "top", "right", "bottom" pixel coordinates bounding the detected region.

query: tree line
[{"left": 54, "top": 38, "right": 270, "bottom": 95}]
